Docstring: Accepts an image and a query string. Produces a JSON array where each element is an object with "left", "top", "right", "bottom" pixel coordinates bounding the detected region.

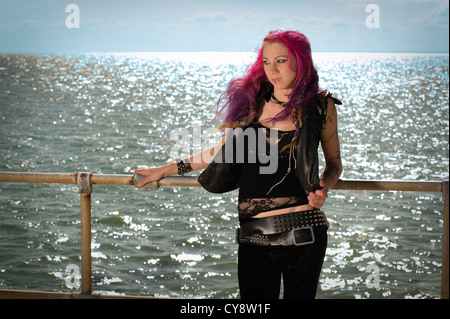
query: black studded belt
[{"left": 237, "top": 209, "right": 328, "bottom": 246}]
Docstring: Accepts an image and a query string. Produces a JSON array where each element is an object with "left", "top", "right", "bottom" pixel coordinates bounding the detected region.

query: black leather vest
[{"left": 198, "top": 82, "right": 341, "bottom": 196}]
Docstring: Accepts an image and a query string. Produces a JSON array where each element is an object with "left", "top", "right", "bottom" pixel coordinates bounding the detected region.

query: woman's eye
[{"left": 263, "top": 59, "right": 286, "bottom": 65}]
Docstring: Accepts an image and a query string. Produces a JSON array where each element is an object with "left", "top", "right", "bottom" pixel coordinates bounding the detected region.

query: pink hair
[{"left": 215, "top": 30, "right": 323, "bottom": 126}]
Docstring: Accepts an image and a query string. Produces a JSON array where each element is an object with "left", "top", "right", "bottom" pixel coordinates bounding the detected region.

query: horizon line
[{"left": 1, "top": 50, "right": 449, "bottom": 55}]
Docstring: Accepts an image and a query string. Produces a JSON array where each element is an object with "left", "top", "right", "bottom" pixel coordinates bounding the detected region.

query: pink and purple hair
[{"left": 215, "top": 30, "right": 323, "bottom": 127}]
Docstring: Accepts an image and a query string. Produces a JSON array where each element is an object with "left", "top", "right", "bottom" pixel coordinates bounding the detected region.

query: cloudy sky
[{"left": 0, "top": 0, "right": 448, "bottom": 53}]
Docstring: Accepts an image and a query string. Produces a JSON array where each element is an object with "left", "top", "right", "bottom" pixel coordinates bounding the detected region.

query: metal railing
[{"left": 0, "top": 171, "right": 448, "bottom": 299}]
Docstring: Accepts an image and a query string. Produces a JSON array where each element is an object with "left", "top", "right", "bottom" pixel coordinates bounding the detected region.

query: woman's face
[{"left": 262, "top": 41, "right": 297, "bottom": 92}]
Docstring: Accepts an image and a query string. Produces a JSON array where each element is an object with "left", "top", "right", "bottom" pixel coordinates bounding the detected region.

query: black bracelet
[{"left": 176, "top": 158, "right": 192, "bottom": 176}]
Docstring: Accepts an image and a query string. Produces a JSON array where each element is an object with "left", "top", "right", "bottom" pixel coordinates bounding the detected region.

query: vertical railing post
[
  {"left": 442, "top": 181, "right": 449, "bottom": 299},
  {"left": 78, "top": 172, "right": 92, "bottom": 295}
]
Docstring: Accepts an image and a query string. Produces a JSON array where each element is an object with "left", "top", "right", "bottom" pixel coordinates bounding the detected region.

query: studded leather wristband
[{"left": 176, "top": 158, "right": 192, "bottom": 176}]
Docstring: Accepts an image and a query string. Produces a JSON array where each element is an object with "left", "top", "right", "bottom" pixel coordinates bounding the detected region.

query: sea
[{"left": 0, "top": 51, "right": 448, "bottom": 299}]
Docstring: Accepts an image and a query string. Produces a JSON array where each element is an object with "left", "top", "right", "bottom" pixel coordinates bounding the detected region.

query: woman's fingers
[
  {"left": 138, "top": 177, "right": 148, "bottom": 188},
  {"left": 137, "top": 175, "right": 154, "bottom": 188},
  {"left": 308, "top": 186, "right": 329, "bottom": 208},
  {"left": 133, "top": 168, "right": 149, "bottom": 176},
  {"left": 134, "top": 167, "right": 165, "bottom": 189}
]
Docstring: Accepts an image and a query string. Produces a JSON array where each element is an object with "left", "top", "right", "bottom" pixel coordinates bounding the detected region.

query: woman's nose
[{"left": 270, "top": 64, "right": 279, "bottom": 74}]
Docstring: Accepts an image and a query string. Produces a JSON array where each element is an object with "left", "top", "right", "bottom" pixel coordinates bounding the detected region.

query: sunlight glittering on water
[{"left": 0, "top": 52, "right": 448, "bottom": 298}]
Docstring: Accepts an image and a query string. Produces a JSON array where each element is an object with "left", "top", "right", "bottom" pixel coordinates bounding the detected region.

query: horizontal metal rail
[
  {"left": 0, "top": 171, "right": 448, "bottom": 299},
  {"left": 0, "top": 172, "right": 445, "bottom": 191}
]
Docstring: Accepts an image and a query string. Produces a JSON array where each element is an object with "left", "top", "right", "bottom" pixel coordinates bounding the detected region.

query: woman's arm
[
  {"left": 133, "top": 136, "right": 226, "bottom": 188},
  {"left": 308, "top": 98, "right": 343, "bottom": 208},
  {"left": 319, "top": 98, "right": 343, "bottom": 188}
]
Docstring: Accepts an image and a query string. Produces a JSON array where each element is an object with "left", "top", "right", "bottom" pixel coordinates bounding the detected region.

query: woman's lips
[{"left": 272, "top": 77, "right": 281, "bottom": 84}]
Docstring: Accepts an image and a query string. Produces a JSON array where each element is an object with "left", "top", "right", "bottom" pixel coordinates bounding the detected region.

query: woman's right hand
[
  {"left": 133, "top": 139, "right": 223, "bottom": 189},
  {"left": 133, "top": 165, "right": 174, "bottom": 189}
]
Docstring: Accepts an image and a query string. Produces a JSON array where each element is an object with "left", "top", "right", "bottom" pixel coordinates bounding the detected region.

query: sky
[{"left": 0, "top": 0, "right": 448, "bottom": 53}]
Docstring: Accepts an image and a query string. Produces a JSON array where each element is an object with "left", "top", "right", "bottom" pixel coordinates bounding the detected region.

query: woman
[{"left": 134, "top": 30, "right": 342, "bottom": 299}]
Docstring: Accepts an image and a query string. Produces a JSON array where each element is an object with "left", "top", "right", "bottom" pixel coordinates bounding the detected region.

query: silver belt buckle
[{"left": 292, "top": 226, "right": 315, "bottom": 246}]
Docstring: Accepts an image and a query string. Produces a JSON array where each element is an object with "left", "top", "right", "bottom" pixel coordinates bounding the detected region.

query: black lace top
[{"left": 238, "top": 122, "right": 308, "bottom": 222}]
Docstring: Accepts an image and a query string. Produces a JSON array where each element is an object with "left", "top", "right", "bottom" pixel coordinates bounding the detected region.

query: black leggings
[{"left": 238, "top": 226, "right": 327, "bottom": 299}]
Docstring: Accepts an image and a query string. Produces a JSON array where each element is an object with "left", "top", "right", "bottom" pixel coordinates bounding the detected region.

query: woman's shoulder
[
  {"left": 314, "top": 90, "right": 342, "bottom": 110},
  {"left": 303, "top": 90, "right": 342, "bottom": 124},
  {"left": 315, "top": 90, "right": 342, "bottom": 106},
  {"left": 323, "top": 91, "right": 342, "bottom": 106},
  {"left": 257, "top": 82, "right": 274, "bottom": 103}
]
